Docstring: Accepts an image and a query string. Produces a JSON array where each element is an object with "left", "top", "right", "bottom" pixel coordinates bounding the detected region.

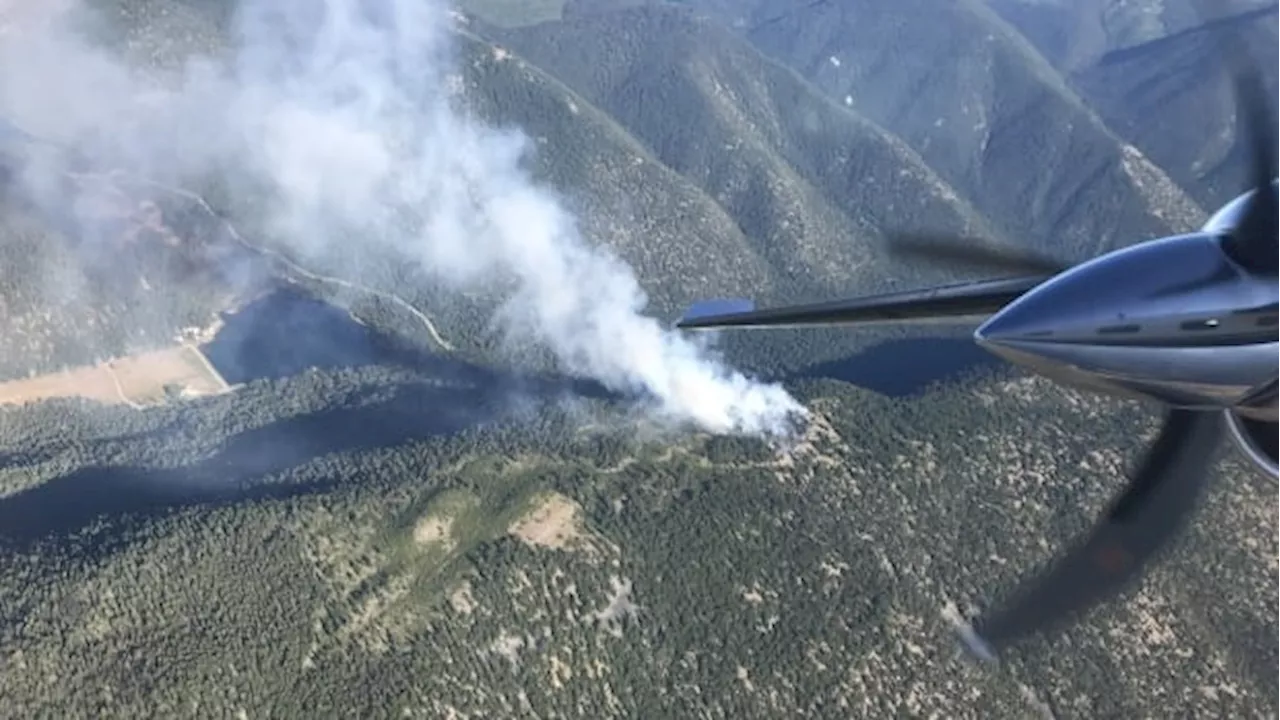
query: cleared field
[{"left": 0, "top": 344, "right": 229, "bottom": 408}]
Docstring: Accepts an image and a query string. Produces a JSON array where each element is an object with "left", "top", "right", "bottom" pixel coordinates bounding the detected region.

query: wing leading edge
[{"left": 676, "top": 276, "right": 1046, "bottom": 330}]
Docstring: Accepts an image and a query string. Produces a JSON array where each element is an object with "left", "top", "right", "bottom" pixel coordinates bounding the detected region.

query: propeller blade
[
  {"left": 958, "top": 409, "right": 1224, "bottom": 662},
  {"left": 1184, "top": 0, "right": 1278, "bottom": 273},
  {"left": 884, "top": 232, "right": 1073, "bottom": 277},
  {"left": 1219, "top": 52, "right": 1278, "bottom": 273}
]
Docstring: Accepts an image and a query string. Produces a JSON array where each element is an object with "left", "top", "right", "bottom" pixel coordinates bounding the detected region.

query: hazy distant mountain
[
  {"left": 1069, "top": 5, "right": 1279, "bottom": 209},
  {"left": 667, "top": 0, "right": 1205, "bottom": 259},
  {"left": 983, "top": 0, "right": 1274, "bottom": 71},
  {"left": 982, "top": 0, "right": 1278, "bottom": 209}
]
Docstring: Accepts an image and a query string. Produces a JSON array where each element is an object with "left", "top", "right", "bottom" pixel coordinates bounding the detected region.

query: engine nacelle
[{"left": 1224, "top": 410, "right": 1278, "bottom": 480}]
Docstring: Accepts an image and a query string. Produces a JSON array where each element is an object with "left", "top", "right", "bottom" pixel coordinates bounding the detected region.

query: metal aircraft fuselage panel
[{"left": 974, "top": 186, "right": 1279, "bottom": 420}]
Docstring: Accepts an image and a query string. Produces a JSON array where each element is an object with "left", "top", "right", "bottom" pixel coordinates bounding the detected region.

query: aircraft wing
[{"left": 676, "top": 276, "right": 1046, "bottom": 330}]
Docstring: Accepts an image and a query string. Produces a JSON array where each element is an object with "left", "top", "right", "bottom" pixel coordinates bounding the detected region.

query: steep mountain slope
[
  {"left": 983, "top": 0, "right": 1151, "bottom": 72},
  {"left": 494, "top": 5, "right": 1001, "bottom": 301},
  {"left": 445, "top": 27, "right": 788, "bottom": 318},
  {"left": 983, "top": 0, "right": 1273, "bottom": 72},
  {"left": 673, "top": 0, "right": 1204, "bottom": 258},
  {"left": 1070, "top": 6, "right": 1279, "bottom": 208}
]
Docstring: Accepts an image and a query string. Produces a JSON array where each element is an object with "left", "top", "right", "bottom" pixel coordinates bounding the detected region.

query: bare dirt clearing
[
  {"left": 0, "top": 344, "right": 229, "bottom": 407},
  {"left": 508, "top": 492, "right": 586, "bottom": 550},
  {"left": 413, "top": 515, "right": 457, "bottom": 550}
]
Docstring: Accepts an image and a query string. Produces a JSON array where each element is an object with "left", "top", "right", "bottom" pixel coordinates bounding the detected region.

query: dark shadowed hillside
[
  {"left": 983, "top": 0, "right": 1275, "bottom": 72},
  {"left": 983, "top": 0, "right": 1279, "bottom": 209},
  {"left": 1070, "top": 5, "right": 1279, "bottom": 209}
]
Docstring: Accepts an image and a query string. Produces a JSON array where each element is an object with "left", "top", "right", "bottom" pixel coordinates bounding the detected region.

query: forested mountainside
[{"left": 0, "top": 0, "right": 1274, "bottom": 717}]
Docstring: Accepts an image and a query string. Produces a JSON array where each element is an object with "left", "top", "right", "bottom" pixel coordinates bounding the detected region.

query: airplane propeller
[
  {"left": 882, "top": 232, "right": 1072, "bottom": 277},
  {"left": 1217, "top": 28, "right": 1279, "bottom": 274},
  {"left": 891, "top": 4, "right": 1278, "bottom": 663},
  {"left": 675, "top": 3, "right": 1277, "bottom": 663},
  {"left": 958, "top": 408, "right": 1226, "bottom": 662}
]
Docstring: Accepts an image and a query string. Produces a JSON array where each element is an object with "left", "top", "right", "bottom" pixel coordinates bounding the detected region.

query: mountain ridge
[
  {"left": 492, "top": 4, "right": 1004, "bottom": 297},
  {"left": 717, "top": 0, "right": 1206, "bottom": 253}
]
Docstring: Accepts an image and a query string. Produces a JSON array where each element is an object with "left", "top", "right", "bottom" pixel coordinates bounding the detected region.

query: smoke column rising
[{"left": 0, "top": 0, "right": 808, "bottom": 438}]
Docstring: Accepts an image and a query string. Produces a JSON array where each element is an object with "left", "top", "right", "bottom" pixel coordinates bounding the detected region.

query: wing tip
[{"left": 677, "top": 298, "right": 756, "bottom": 328}]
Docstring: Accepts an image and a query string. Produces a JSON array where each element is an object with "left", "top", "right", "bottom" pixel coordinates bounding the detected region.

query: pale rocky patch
[
  {"left": 449, "top": 581, "right": 476, "bottom": 616},
  {"left": 413, "top": 514, "right": 456, "bottom": 551},
  {"left": 594, "top": 575, "right": 639, "bottom": 637},
  {"left": 508, "top": 492, "right": 586, "bottom": 551}
]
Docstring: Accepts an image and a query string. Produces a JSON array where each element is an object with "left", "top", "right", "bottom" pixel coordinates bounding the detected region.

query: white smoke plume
[{"left": 0, "top": 0, "right": 807, "bottom": 438}]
